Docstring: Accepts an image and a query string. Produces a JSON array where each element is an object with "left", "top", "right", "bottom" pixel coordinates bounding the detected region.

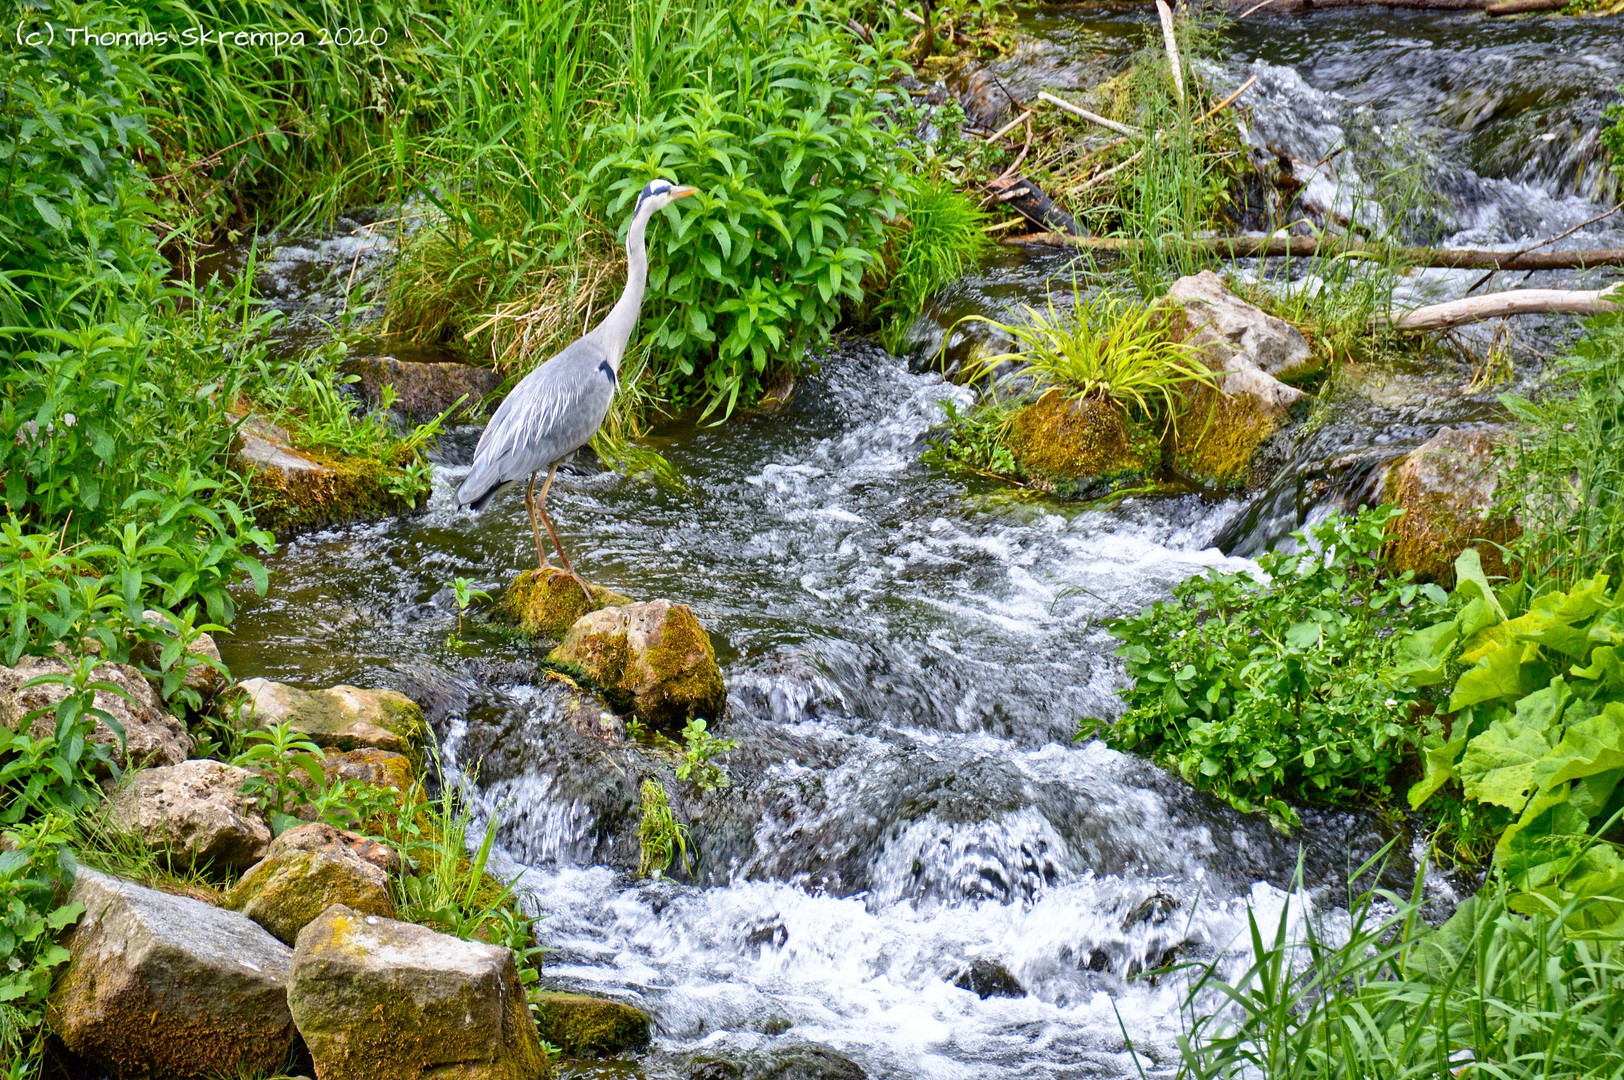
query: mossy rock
[
  {"left": 246, "top": 446, "right": 418, "bottom": 535},
  {"left": 532, "top": 992, "right": 651, "bottom": 1058},
  {"left": 1006, "top": 392, "right": 1159, "bottom": 497},
  {"left": 237, "top": 678, "right": 428, "bottom": 771},
  {"left": 546, "top": 600, "right": 725, "bottom": 732},
  {"left": 500, "top": 568, "right": 632, "bottom": 640},
  {"left": 1383, "top": 426, "right": 1519, "bottom": 584},
  {"left": 321, "top": 747, "right": 418, "bottom": 794},
  {"left": 1172, "top": 385, "right": 1279, "bottom": 490},
  {"left": 224, "top": 823, "right": 396, "bottom": 945}
]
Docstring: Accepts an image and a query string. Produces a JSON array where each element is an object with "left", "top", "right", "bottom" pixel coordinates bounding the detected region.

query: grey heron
[{"left": 455, "top": 179, "right": 697, "bottom": 595}]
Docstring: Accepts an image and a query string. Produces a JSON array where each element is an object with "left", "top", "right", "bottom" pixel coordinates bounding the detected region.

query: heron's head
[{"left": 634, "top": 179, "right": 699, "bottom": 218}]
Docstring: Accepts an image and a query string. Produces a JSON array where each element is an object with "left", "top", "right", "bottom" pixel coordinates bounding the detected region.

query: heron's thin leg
[
  {"left": 537, "top": 463, "right": 592, "bottom": 602},
  {"left": 525, "top": 471, "right": 552, "bottom": 570}
]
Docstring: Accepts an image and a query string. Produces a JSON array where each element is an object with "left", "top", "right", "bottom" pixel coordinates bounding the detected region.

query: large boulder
[
  {"left": 1384, "top": 426, "right": 1519, "bottom": 583},
  {"left": 531, "top": 991, "right": 651, "bottom": 1058},
  {"left": 1005, "top": 392, "right": 1160, "bottom": 497},
  {"left": 547, "top": 600, "right": 726, "bottom": 730},
  {"left": 235, "top": 414, "right": 414, "bottom": 535},
  {"left": 48, "top": 868, "right": 295, "bottom": 1078},
  {"left": 107, "top": 760, "right": 271, "bottom": 872},
  {"left": 322, "top": 746, "right": 418, "bottom": 794},
  {"left": 0, "top": 656, "right": 191, "bottom": 775},
  {"left": 288, "top": 904, "right": 549, "bottom": 1080},
  {"left": 1164, "top": 271, "right": 1310, "bottom": 488},
  {"left": 341, "top": 356, "right": 504, "bottom": 421},
  {"left": 237, "top": 678, "right": 426, "bottom": 765},
  {"left": 224, "top": 823, "right": 397, "bottom": 945},
  {"left": 501, "top": 567, "right": 632, "bottom": 640}
]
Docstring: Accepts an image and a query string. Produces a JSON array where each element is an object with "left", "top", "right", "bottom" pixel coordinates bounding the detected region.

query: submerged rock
[
  {"left": 48, "top": 868, "right": 295, "bottom": 1078},
  {"left": 289, "top": 904, "right": 549, "bottom": 1080},
  {"left": 234, "top": 414, "right": 416, "bottom": 535},
  {"left": 1006, "top": 392, "right": 1160, "bottom": 496},
  {"left": 1384, "top": 426, "right": 1519, "bottom": 583},
  {"left": 1165, "top": 271, "right": 1310, "bottom": 489},
  {"left": 224, "top": 822, "right": 397, "bottom": 945},
  {"left": 532, "top": 991, "right": 652, "bottom": 1058},
  {"left": 341, "top": 355, "right": 504, "bottom": 421},
  {"left": 950, "top": 958, "right": 1025, "bottom": 999},
  {"left": 502, "top": 567, "right": 632, "bottom": 640},
  {"left": 237, "top": 678, "right": 426, "bottom": 765},
  {"left": 548, "top": 600, "right": 726, "bottom": 730},
  {"left": 0, "top": 656, "right": 192, "bottom": 775},
  {"left": 107, "top": 760, "right": 271, "bottom": 872},
  {"left": 683, "top": 1046, "right": 867, "bottom": 1080}
]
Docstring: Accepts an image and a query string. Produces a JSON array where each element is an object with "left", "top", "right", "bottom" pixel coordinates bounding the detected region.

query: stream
[{"left": 218, "top": 7, "right": 1622, "bottom": 1078}]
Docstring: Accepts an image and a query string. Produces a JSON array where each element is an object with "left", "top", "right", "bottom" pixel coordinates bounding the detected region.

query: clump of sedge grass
[{"left": 877, "top": 174, "right": 992, "bottom": 354}]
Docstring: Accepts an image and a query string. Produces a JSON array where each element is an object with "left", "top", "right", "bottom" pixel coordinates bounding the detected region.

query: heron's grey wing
[{"left": 455, "top": 339, "right": 617, "bottom": 508}]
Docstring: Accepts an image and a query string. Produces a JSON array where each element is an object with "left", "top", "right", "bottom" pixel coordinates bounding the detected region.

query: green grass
[{"left": 876, "top": 174, "right": 992, "bottom": 354}]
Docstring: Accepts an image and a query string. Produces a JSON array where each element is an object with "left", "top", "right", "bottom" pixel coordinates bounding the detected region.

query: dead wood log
[
  {"left": 1486, "top": 0, "right": 1568, "bottom": 13},
  {"left": 1386, "top": 286, "right": 1620, "bottom": 332},
  {"left": 1009, "top": 232, "right": 1624, "bottom": 271}
]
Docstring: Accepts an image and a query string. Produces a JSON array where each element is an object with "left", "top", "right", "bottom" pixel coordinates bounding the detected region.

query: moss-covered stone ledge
[
  {"left": 236, "top": 678, "right": 428, "bottom": 770},
  {"left": 234, "top": 415, "right": 421, "bottom": 535},
  {"left": 500, "top": 567, "right": 632, "bottom": 640}
]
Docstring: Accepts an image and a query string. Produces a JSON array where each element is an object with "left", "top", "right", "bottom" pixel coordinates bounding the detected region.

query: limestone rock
[
  {"left": 1166, "top": 270, "right": 1317, "bottom": 388},
  {"left": 532, "top": 991, "right": 651, "bottom": 1058},
  {"left": 322, "top": 746, "right": 417, "bottom": 793},
  {"left": 0, "top": 656, "right": 191, "bottom": 774},
  {"left": 1006, "top": 392, "right": 1159, "bottom": 496},
  {"left": 502, "top": 567, "right": 632, "bottom": 640},
  {"left": 237, "top": 678, "right": 426, "bottom": 764},
  {"left": 225, "top": 823, "right": 396, "bottom": 945},
  {"left": 108, "top": 760, "right": 271, "bottom": 872},
  {"left": 289, "top": 904, "right": 549, "bottom": 1080},
  {"left": 234, "top": 414, "right": 414, "bottom": 535},
  {"left": 950, "top": 958, "right": 1025, "bottom": 999},
  {"left": 1385, "top": 426, "right": 1519, "bottom": 583},
  {"left": 683, "top": 1046, "right": 866, "bottom": 1080},
  {"left": 1163, "top": 272, "right": 1312, "bottom": 488},
  {"left": 341, "top": 355, "right": 504, "bottom": 421},
  {"left": 548, "top": 600, "right": 726, "bottom": 729},
  {"left": 130, "top": 609, "right": 225, "bottom": 698},
  {"left": 48, "top": 868, "right": 295, "bottom": 1078}
]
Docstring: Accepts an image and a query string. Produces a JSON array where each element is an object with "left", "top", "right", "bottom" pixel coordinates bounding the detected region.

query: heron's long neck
[{"left": 598, "top": 208, "right": 651, "bottom": 372}]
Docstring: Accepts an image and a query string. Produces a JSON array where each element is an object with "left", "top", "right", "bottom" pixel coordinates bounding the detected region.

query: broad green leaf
[
  {"left": 1452, "top": 548, "right": 1506, "bottom": 621},
  {"left": 1530, "top": 701, "right": 1624, "bottom": 792},
  {"left": 1408, "top": 732, "right": 1468, "bottom": 809},
  {"left": 1458, "top": 713, "right": 1556, "bottom": 810},
  {"left": 1571, "top": 645, "right": 1624, "bottom": 693},
  {"left": 1510, "top": 676, "right": 1571, "bottom": 734},
  {"left": 1449, "top": 638, "right": 1532, "bottom": 711}
]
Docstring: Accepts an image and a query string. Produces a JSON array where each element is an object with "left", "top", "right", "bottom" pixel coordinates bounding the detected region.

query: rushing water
[{"left": 219, "top": 8, "right": 1620, "bottom": 1078}]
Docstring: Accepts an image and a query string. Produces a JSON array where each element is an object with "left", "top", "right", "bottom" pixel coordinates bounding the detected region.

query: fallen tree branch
[
  {"left": 1036, "top": 92, "right": 1142, "bottom": 137},
  {"left": 1486, "top": 0, "right": 1567, "bottom": 13},
  {"left": 1010, "top": 232, "right": 1624, "bottom": 270},
  {"left": 1156, "top": 0, "right": 1185, "bottom": 104},
  {"left": 1387, "top": 286, "right": 1620, "bottom": 332}
]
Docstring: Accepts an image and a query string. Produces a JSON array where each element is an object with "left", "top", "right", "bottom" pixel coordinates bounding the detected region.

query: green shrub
[
  {"left": 0, "top": 817, "right": 83, "bottom": 1067},
  {"left": 1398, "top": 550, "right": 1624, "bottom": 929},
  {"left": 875, "top": 174, "right": 991, "bottom": 353},
  {"left": 592, "top": 2, "right": 909, "bottom": 416},
  {"left": 1084, "top": 505, "right": 1446, "bottom": 827}
]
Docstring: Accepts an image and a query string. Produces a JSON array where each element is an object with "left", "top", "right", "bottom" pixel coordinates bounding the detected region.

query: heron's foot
[{"left": 569, "top": 571, "right": 593, "bottom": 604}]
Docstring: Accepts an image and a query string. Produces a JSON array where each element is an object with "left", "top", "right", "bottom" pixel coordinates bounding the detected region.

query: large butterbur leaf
[{"left": 1458, "top": 713, "right": 1558, "bottom": 811}]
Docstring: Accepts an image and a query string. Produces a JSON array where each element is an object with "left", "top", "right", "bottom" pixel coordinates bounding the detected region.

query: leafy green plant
[
  {"left": 0, "top": 816, "right": 83, "bottom": 1067},
  {"left": 635, "top": 779, "right": 691, "bottom": 879},
  {"left": 1397, "top": 550, "right": 1624, "bottom": 928},
  {"left": 1173, "top": 848, "right": 1624, "bottom": 1080},
  {"left": 875, "top": 173, "right": 991, "bottom": 354},
  {"left": 231, "top": 723, "right": 326, "bottom": 836},
  {"left": 922, "top": 398, "right": 1020, "bottom": 480},
  {"left": 1, "top": 657, "right": 131, "bottom": 826},
  {"left": 449, "top": 577, "right": 492, "bottom": 643},
  {"left": 953, "top": 287, "right": 1214, "bottom": 420},
  {"left": 1084, "top": 505, "right": 1447, "bottom": 827},
  {"left": 676, "top": 718, "right": 737, "bottom": 793}
]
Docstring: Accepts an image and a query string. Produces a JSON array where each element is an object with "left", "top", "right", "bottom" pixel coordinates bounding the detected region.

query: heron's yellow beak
[{"left": 670, "top": 185, "right": 700, "bottom": 200}]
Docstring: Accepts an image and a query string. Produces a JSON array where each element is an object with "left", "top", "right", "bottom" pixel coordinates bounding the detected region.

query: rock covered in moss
[
  {"left": 48, "top": 868, "right": 295, "bottom": 1078},
  {"left": 501, "top": 567, "right": 632, "bottom": 640},
  {"left": 341, "top": 355, "right": 504, "bottom": 421},
  {"left": 547, "top": 600, "right": 726, "bottom": 729},
  {"left": 0, "top": 656, "right": 192, "bottom": 775},
  {"left": 1005, "top": 392, "right": 1159, "bottom": 495},
  {"left": 235, "top": 414, "right": 416, "bottom": 535},
  {"left": 1384, "top": 426, "right": 1519, "bottom": 583},
  {"left": 532, "top": 991, "right": 652, "bottom": 1058},
  {"left": 288, "top": 904, "right": 548, "bottom": 1080},
  {"left": 1164, "top": 272, "right": 1310, "bottom": 489},
  {"left": 107, "top": 760, "right": 271, "bottom": 872},
  {"left": 237, "top": 678, "right": 426, "bottom": 765},
  {"left": 224, "top": 823, "right": 397, "bottom": 945},
  {"left": 683, "top": 1046, "right": 867, "bottom": 1080},
  {"left": 322, "top": 746, "right": 418, "bottom": 793}
]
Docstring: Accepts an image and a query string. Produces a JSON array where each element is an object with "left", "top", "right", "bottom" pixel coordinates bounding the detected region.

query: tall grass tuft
[
  {"left": 1173, "top": 849, "right": 1624, "bottom": 1080},
  {"left": 876, "top": 175, "right": 991, "bottom": 354}
]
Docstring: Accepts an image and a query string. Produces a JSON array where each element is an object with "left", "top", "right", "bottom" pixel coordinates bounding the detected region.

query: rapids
[{"left": 219, "top": 7, "right": 1621, "bottom": 1077}]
